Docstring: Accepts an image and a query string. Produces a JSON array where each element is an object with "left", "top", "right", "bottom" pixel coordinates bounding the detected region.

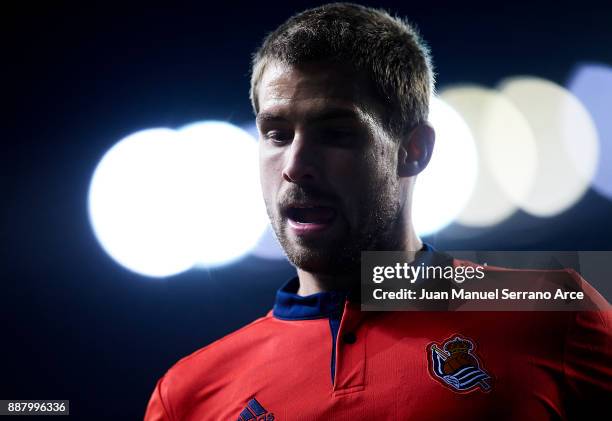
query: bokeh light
[
  {"left": 180, "top": 122, "right": 268, "bottom": 267},
  {"left": 88, "top": 122, "right": 268, "bottom": 277},
  {"left": 567, "top": 64, "right": 612, "bottom": 200},
  {"left": 499, "top": 77, "right": 599, "bottom": 217},
  {"left": 88, "top": 129, "right": 197, "bottom": 277},
  {"left": 413, "top": 96, "right": 478, "bottom": 235},
  {"left": 441, "top": 86, "right": 537, "bottom": 227}
]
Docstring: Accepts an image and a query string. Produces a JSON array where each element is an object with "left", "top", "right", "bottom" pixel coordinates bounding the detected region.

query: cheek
[
  {"left": 335, "top": 149, "right": 383, "bottom": 184},
  {"left": 327, "top": 152, "right": 377, "bottom": 213},
  {"left": 341, "top": 153, "right": 394, "bottom": 208},
  {"left": 259, "top": 149, "right": 283, "bottom": 202}
]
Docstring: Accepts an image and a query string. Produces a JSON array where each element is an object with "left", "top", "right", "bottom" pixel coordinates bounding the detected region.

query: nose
[{"left": 282, "top": 136, "right": 318, "bottom": 184}]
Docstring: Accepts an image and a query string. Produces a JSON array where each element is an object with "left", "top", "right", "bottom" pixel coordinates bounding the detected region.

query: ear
[{"left": 397, "top": 123, "right": 435, "bottom": 177}]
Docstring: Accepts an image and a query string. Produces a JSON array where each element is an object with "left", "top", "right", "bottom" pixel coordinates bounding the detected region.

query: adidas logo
[{"left": 237, "top": 398, "right": 275, "bottom": 421}]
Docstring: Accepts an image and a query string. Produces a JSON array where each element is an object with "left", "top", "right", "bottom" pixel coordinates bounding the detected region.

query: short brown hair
[{"left": 249, "top": 2, "right": 435, "bottom": 139}]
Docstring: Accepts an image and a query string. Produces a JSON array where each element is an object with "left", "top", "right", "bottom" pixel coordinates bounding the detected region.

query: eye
[
  {"left": 262, "top": 130, "right": 292, "bottom": 145},
  {"left": 319, "top": 128, "right": 359, "bottom": 146}
]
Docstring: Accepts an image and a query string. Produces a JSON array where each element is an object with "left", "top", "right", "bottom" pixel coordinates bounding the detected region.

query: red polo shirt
[{"left": 144, "top": 254, "right": 611, "bottom": 420}]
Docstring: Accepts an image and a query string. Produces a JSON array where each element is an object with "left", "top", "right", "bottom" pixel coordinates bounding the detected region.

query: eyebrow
[{"left": 256, "top": 108, "right": 361, "bottom": 125}]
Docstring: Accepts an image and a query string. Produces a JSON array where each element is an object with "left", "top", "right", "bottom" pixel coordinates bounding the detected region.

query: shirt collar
[{"left": 272, "top": 243, "right": 436, "bottom": 320}]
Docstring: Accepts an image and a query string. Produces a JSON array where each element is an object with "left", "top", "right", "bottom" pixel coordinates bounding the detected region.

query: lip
[
  {"left": 287, "top": 218, "right": 335, "bottom": 235},
  {"left": 283, "top": 203, "right": 338, "bottom": 237}
]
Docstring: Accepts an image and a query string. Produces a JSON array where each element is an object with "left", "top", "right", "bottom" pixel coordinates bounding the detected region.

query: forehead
[{"left": 256, "top": 61, "right": 380, "bottom": 121}]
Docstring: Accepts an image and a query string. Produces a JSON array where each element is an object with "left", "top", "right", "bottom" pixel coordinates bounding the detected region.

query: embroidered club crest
[{"left": 427, "top": 335, "right": 492, "bottom": 393}]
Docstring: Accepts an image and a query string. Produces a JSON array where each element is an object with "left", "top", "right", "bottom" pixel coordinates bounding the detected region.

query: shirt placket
[
  {"left": 328, "top": 293, "right": 343, "bottom": 385},
  {"left": 332, "top": 299, "right": 367, "bottom": 396}
]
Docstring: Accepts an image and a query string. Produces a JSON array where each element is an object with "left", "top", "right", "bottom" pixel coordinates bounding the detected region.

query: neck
[
  {"left": 296, "top": 270, "right": 351, "bottom": 296},
  {"left": 295, "top": 221, "right": 423, "bottom": 296}
]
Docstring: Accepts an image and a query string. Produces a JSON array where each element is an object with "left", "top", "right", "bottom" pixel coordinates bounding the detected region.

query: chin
[
  {"left": 286, "top": 246, "right": 329, "bottom": 271},
  {"left": 285, "top": 244, "right": 359, "bottom": 275}
]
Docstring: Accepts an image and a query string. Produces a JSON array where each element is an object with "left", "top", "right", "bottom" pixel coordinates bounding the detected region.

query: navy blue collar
[
  {"left": 273, "top": 277, "right": 349, "bottom": 320},
  {"left": 273, "top": 243, "right": 438, "bottom": 320}
]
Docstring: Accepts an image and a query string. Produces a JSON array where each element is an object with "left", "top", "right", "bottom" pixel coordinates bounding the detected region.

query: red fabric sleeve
[
  {"left": 143, "top": 375, "right": 173, "bottom": 421},
  {"left": 563, "top": 307, "right": 612, "bottom": 418}
]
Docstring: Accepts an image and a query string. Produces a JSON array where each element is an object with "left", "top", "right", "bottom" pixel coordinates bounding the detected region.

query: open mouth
[{"left": 286, "top": 206, "right": 337, "bottom": 224}]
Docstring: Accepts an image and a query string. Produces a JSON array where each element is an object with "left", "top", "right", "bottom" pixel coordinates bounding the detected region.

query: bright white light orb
[
  {"left": 88, "top": 122, "right": 268, "bottom": 277},
  {"left": 568, "top": 64, "right": 612, "bottom": 200},
  {"left": 500, "top": 77, "right": 599, "bottom": 217},
  {"left": 441, "top": 86, "right": 538, "bottom": 227},
  {"left": 88, "top": 128, "right": 197, "bottom": 277},
  {"left": 413, "top": 97, "right": 478, "bottom": 235},
  {"left": 179, "top": 121, "right": 268, "bottom": 267}
]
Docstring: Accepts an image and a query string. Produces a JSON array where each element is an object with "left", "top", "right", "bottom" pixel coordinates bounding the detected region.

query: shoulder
[
  {"left": 453, "top": 257, "right": 610, "bottom": 311},
  {"left": 166, "top": 310, "right": 277, "bottom": 379},
  {"left": 153, "top": 311, "right": 278, "bottom": 419},
  {"left": 452, "top": 257, "right": 611, "bottom": 409}
]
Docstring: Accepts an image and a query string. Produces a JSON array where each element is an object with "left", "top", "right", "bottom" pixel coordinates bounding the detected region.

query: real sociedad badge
[{"left": 427, "top": 335, "right": 492, "bottom": 393}]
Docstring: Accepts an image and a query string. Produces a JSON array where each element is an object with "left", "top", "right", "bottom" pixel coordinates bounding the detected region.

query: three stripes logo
[{"left": 237, "top": 398, "right": 275, "bottom": 421}]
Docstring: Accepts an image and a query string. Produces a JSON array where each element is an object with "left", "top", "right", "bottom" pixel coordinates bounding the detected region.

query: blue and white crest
[{"left": 427, "top": 335, "right": 492, "bottom": 393}]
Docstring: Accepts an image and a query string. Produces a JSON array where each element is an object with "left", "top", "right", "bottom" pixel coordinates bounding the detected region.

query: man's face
[{"left": 256, "top": 61, "right": 404, "bottom": 275}]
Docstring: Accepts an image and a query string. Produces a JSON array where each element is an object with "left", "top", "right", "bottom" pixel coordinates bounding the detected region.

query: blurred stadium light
[
  {"left": 441, "top": 85, "right": 537, "bottom": 227},
  {"left": 179, "top": 122, "right": 268, "bottom": 267},
  {"left": 88, "top": 128, "right": 198, "bottom": 277},
  {"left": 88, "top": 122, "right": 267, "bottom": 278},
  {"left": 567, "top": 63, "right": 612, "bottom": 200},
  {"left": 413, "top": 96, "right": 479, "bottom": 235},
  {"left": 499, "top": 77, "right": 599, "bottom": 217}
]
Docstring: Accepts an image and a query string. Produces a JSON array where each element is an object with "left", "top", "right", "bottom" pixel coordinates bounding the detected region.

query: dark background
[{"left": 3, "top": 1, "right": 612, "bottom": 419}]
